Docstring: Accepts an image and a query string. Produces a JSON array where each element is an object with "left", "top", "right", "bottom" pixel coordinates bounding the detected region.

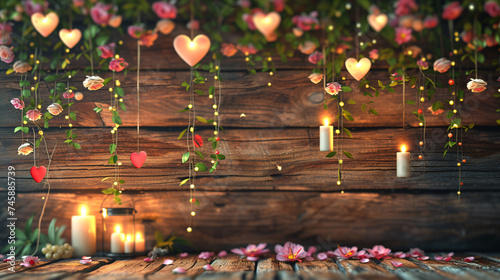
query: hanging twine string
[
  {"left": 137, "top": 40, "right": 141, "bottom": 153},
  {"left": 88, "top": 22, "right": 94, "bottom": 76},
  {"left": 402, "top": 66, "right": 405, "bottom": 130}
]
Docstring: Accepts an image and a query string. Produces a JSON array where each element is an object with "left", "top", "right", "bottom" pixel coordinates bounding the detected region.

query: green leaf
[
  {"left": 115, "top": 87, "right": 124, "bottom": 97},
  {"left": 343, "top": 128, "right": 352, "bottom": 138},
  {"left": 22, "top": 89, "right": 31, "bottom": 97},
  {"left": 102, "top": 188, "right": 116, "bottom": 195},
  {"left": 217, "top": 154, "right": 226, "bottom": 160},
  {"left": 73, "top": 142, "right": 81, "bottom": 149},
  {"left": 108, "top": 155, "right": 117, "bottom": 164},
  {"left": 24, "top": 215, "right": 34, "bottom": 238},
  {"left": 178, "top": 128, "right": 187, "bottom": 139},
  {"left": 342, "top": 151, "right": 353, "bottom": 159},
  {"left": 182, "top": 152, "right": 190, "bottom": 163},
  {"left": 497, "top": 119, "right": 500, "bottom": 125},
  {"left": 195, "top": 90, "right": 205, "bottom": 95},
  {"left": 48, "top": 219, "right": 56, "bottom": 244},
  {"left": 326, "top": 151, "right": 337, "bottom": 158},
  {"left": 406, "top": 100, "right": 416, "bottom": 105},
  {"left": 179, "top": 178, "right": 189, "bottom": 186},
  {"left": 369, "top": 109, "right": 378, "bottom": 115},
  {"left": 341, "top": 86, "right": 352, "bottom": 92},
  {"left": 44, "top": 74, "right": 59, "bottom": 82},
  {"left": 69, "top": 112, "right": 77, "bottom": 121},
  {"left": 109, "top": 144, "right": 116, "bottom": 154},
  {"left": 6, "top": 68, "right": 14, "bottom": 75},
  {"left": 195, "top": 163, "right": 207, "bottom": 171},
  {"left": 93, "top": 107, "right": 103, "bottom": 114},
  {"left": 195, "top": 150, "right": 204, "bottom": 159},
  {"left": 195, "top": 116, "right": 208, "bottom": 123},
  {"left": 112, "top": 115, "right": 122, "bottom": 125},
  {"left": 208, "top": 86, "right": 215, "bottom": 95},
  {"left": 119, "top": 102, "right": 126, "bottom": 111},
  {"left": 102, "top": 77, "right": 113, "bottom": 85},
  {"left": 347, "top": 99, "right": 356, "bottom": 105},
  {"left": 378, "top": 80, "right": 384, "bottom": 87}
]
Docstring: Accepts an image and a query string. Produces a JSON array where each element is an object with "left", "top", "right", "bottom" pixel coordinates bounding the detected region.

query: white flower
[
  {"left": 308, "top": 73, "right": 323, "bottom": 84},
  {"left": 466, "top": 78, "right": 487, "bottom": 93},
  {"left": 18, "top": 143, "right": 33, "bottom": 155},
  {"left": 83, "top": 76, "right": 105, "bottom": 90}
]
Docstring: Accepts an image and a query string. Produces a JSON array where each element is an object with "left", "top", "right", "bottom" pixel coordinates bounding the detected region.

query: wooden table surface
[{"left": 1, "top": 253, "right": 500, "bottom": 280}]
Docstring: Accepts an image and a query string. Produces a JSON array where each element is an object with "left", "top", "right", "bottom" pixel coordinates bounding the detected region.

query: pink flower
[
  {"left": 275, "top": 242, "right": 307, "bottom": 262},
  {"left": 179, "top": 252, "right": 188, "bottom": 258},
  {"left": 354, "top": 250, "right": 372, "bottom": 263},
  {"left": 305, "top": 246, "right": 317, "bottom": 261},
  {"left": 461, "top": 30, "right": 474, "bottom": 44},
  {"left": 308, "top": 51, "right": 323, "bottom": 64},
  {"left": 331, "top": 246, "right": 358, "bottom": 259},
  {"left": 317, "top": 252, "right": 328, "bottom": 260},
  {"left": 221, "top": 43, "right": 238, "bottom": 57},
  {"left": 203, "top": 264, "right": 214, "bottom": 271},
  {"left": 139, "top": 31, "right": 158, "bottom": 47},
  {"left": 390, "top": 260, "right": 403, "bottom": 267},
  {"left": 173, "top": 267, "right": 187, "bottom": 274},
  {"left": 484, "top": 34, "right": 497, "bottom": 47},
  {"left": 273, "top": 0, "right": 284, "bottom": 12},
  {"left": 143, "top": 257, "right": 153, "bottom": 262},
  {"left": 435, "top": 252, "right": 454, "bottom": 261},
  {"left": 80, "top": 256, "right": 92, "bottom": 264},
  {"left": 157, "top": 19, "right": 175, "bottom": 35},
  {"left": 369, "top": 49, "right": 379, "bottom": 60},
  {"left": 394, "top": 0, "right": 418, "bottom": 16},
  {"left": 163, "top": 259, "right": 174, "bottom": 265},
  {"left": 325, "top": 82, "right": 342, "bottom": 95},
  {"left": 152, "top": 1, "right": 177, "bottom": 19},
  {"left": 423, "top": 15, "right": 438, "bottom": 28},
  {"left": 0, "top": 23, "right": 12, "bottom": 45},
  {"left": 218, "top": 251, "right": 227, "bottom": 258},
  {"left": 26, "top": 109, "right": 42, "bottom": 121},
  {"left": 308, "top": 73, "right": 323, "bottom": 84},
  {"left": 109, "top": 58, "right": 128, "bottom": 72},
  {"left": 467, "top": 78, "right": 487, "bottom": 93},
  {"left": 73, "top": 0, "right": 85, "bottom": 8},
  {"left": 63, "top": 91, "right": 75, "bottom": 99},
  {"left": 464, "top": 256, "right": 474, "bottom": 262},
  {"left": 11, "top": 98, "right": 25, "bottom": 110},
  {"left": 292, "top": 11, "right": 320, "bottom": 31},
  {"left": 13, "top": 60, "right": 32, "bottom": 73},
  {"left": 231, "top": 243, "right": 269, "bottom": 261},
  {"left": 20, "top": 256, "right": 39, "bottom": 267},
  {"left": 186, "top": 20, "right": 199, "bottom": 30},
  {"left": 427, "top": 106, "right": 444, "bottom": 115},
  {"left": 128, "top": 25, "right": 145, "bottom": 39},
  {"left": 108, "top": 15, "right": 122, "bottom": 28},
  {"left": 433, "top": 58, "right": 451, "bottom": 73},
  {"left": 417, "top": 60, "right": 429, "bottom": 70},
  {"left": 23, "top": 0, "right": 48, "bottom": 16},
  {"left": 366, "top": 245, "right": 391, "bottom": 260},
  {"left": 237, "top": 0, "right": 250, "bottom": 8},
  {"left": 90, "top": 3, "right": 113, "bottom": 25},
  {"left": 0, "top": 45, "right": 14, "bottom": 63},
  {"left": 98, "top": 43, "right": 116, "bottom": 59},
  {"left": 198, "top": 252, "right": 214, "bottom": 260},
  {"left": 485, "top": 1, "right": 500, "bottom": 17},
  {"left": 242, "top": 8, "right": 263, "bottom": 30},
  {"left": 237, "top": 44, "right": 258, "bottom": 55},
  {"left": 395, "top": 27, "right": 412, "bottom": 45},
  {"left": 392, "top": 252, "right": 407, "bottom": 258},
  {"left": 298, "top": 41, "right": 316, "bottom": 55},
  {"left": 442, "top": 2, "right": 463, "bottom": 20},
  {"left": 408, "top": 248, "right": 425, "bottom": 258},
  {"left": 418, "top": 256, "right": 429, "bottom": 261}
]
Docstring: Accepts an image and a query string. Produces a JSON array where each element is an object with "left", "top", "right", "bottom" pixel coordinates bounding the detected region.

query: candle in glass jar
[
  {"left": 397, "top": 145, "right": 410, "bottom": 177},
  {"left": 319, "top": 118, "right": 333, "bottom": 151},
  {"left": 135, "top": 232, "right": 146, "bottom": 253},
  {"left": 110, "top": 225, "right": 125, "bottom": 253},
  {"left": 124, "top": 235, "right": 134, "bottom": 254},
  {"left": 71, "top": 206, "right": 96, "bottom": 257}
]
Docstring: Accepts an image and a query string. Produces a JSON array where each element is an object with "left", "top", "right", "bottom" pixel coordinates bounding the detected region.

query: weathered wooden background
[{"left": 1, "top": 27, "right": 500, "bottom": 253}]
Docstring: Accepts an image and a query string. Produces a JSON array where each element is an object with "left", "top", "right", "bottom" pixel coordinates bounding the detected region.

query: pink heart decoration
[
  {"left": 173, "top": 34, "right": 211, "bottom": 67},
  {"left": 130, "top": 151, "right": 147, "bottom": 168},
  {"left": 31, "top": 12, "right": 59, "bottom": 38},
  {"left": 367, "top": 13, "right": 388, "bottom": 32},
  {"left": 59, "top": 28, "right": 81, "bottom": 49},
  {"left": 252, "top": 12, "right": 281, "bottom": 38},
  {"left": 30, "top": 166, "right": 47, "bottom": 183}
]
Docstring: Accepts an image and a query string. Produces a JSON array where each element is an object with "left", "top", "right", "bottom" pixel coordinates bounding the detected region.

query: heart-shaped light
[
  {"left": 367, "top": 13, "right": 388, "bottom": 32},
  {"left": 173, "top": 34, "right": 211, "bottom": 67},
  {"left": 31, "top": 12, "right": 59, "bottom": 38},
  {"left": 130, "top": 151, "right": 147, "bottom": 168},
  {"left": 252, "top": 12, "right": 281, "bottom": 38},
  {"left": 30, "top": 166, "right": 47, "bottom": 183},
  {"left": 345, "top": 58, "right": 371, "bottom": 81},
  {"left": 59, "top": 28, "right": 81, "bottom": 49}
]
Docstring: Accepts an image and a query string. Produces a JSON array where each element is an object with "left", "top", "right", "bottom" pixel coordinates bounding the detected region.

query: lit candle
[
  {"left": 319, "top": 118, "right": 333, "bottom": 151},
  {"left": 124, "top": 235, "right": 134, "bottom": 254},
  {"left": 71, "top": 206, "right": 96, "bottom": 257},
  {"left": 135, "top": 232, "right": 146, "bottom": 253},
  {"left": 397, "top": 145, "right": 410, "bottom": 177},
  {"left": 110, "top": 225, "right": 125, "bottom": 253}
]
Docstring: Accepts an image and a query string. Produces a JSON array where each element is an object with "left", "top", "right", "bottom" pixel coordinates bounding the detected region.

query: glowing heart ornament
[
  {"left": 130, "top": 151, "right": 147, "bottom": 168},
  {"left": 252, "top": 12, "right": 281, "bottom": 39},
  {"left": 59, "top": 28, "right": 81, "bottom": 49},
  {"left": 173, "top": 35, "right": 211, "bottom": 67},
  {"left": 367, "top": 13, "right": 388, "bottom": 32},
  {"left": 30, "top": 166, "right": 47, "bottom": 183},
  {"left": 31, "top": 12, "right": 59, "bottom": 37},
  {"left": 345, "top": 58, "right": 371, "bottom": 81}
]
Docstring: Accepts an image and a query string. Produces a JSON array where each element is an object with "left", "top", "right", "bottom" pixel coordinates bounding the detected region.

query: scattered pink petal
[
  {"left": 80, "top": 259, "right": 93, "bottom": 264},
  {"left": 203, "top": 264, "right": 214, "bottom": 271},
  {"left": 179, "top": 252, "right": 188, "bottom": 258},
  {"left": 163, "top": 259, "right": 174, "bottom": 265},
  {"left": 444, "top": 256, "right": 453, "bottom": 262},
  {"left": 360, "top": 258, "right": 370, "bottom": 263},
  {"left": 82, "top": 256, "right": 92, "bottom": 260},
  {"left": 317, "top": 252, "right": 328, "bottom": 260},
  {"left": 247, "top": 256, "right": 259, "bottom": 262},
  {"left": 218, "top": 251, "right": 227, "bottom": 258},
  {"left": 20, "top": 256, "right": 39, "bottom": 267},
  {"left": 143, "top": 257, "right": 153, "bottom": 262},
  {"left": 173, "top": 267, "right": 187, "bottom": 274},
  {"left": 464, "top": 257, "right": 474, "bottom": 262},
  {"left": 198, "top": 252, "right": 214, "bottom": 260},
  {"left": 392, "top": 252, "right": 407, "bottom": 258},
  {"left": 418, "top": 256, "right": 429, "bottom": 261},
  {"left": 390, "top": 260, "right": 403, "bottom": 268}
]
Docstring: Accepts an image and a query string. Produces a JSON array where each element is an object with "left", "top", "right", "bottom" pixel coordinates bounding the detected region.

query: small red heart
[
  {"left": 130, "top": 151, "right": 147, "bottom": 168},
  {"left": 30, "top": 166, "right": 47, "bottom": 183}
]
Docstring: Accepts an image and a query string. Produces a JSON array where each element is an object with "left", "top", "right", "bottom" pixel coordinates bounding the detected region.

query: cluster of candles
[{"left": 110, "top": 225, "right": 145, "bottom": 254}]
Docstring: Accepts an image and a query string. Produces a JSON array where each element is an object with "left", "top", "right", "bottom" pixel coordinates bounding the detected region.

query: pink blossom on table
[
  {"left": 0, "top": 45, "right": 14, "bottom": 63},
  {"left": 237, "top": 0, "right": 250, "bottom": 8},
  {"left": 26, "top": 109, "right": 42, "bottom": 121},
  {"left": 13, "top": 60, "right": 32, "bottom": 73},
  {"left": 485, "top": 1, "right": 500, "bottom": 17},
  {"left": 394, "top": 0, "right": 418, "bottom": 16},
  {"left": 417, "top": 60, "right": 429, "bottom": 70},
  {"left": 128, "top": 25, "right": 145, "bottom": 39},
  {"left": 417, "top": 256, "right": 429, "bottom": 261},
  {"left": 332, "top": 246, "right": 358, "bottom": 259},
  {"left": 231, "top": 243, "right": 269, "bottom": 261},
  {"left": 218, "top": 251, "right": 227, "bottom": 258},
  {"left": 390, "top": 260, "right": 403, "bottom": 268},
  {"left": 433, "top": 58, "right": 451, "bottom": 73},
  {"left": 173, "top": 267, "right": 187, "bottom": 274},
  {"left": 427, "top": 106, "right": 444, "bottom": 115},
  {"left": 366, "top": 245, "right": 391, "bottom": 260},
  {"left": 152, "top": 1, "right": 177, "bottom": 19},
  {"left": 186, "top": 20, "right": 199, "bottom": 30},
  {"left": 198, "top": 252, "right": 214, "bottom": 260},
  {"left": 179, "top": 252, "right": 188, "bottom": 258},
  {"left": 392, "top": 252, "right": 407, "bottom": 258},
  {"left": 395, "top": 27, "right": 412, "bottom": 45},
  {"left": 237, "top": 44, "right": 258, "bottom": 55},
  {"left": 143, "top": 257, "right": 153, "bottom": 262},
  {"left": 109, "top": 58, "right": 128, "bottom": 72},
  {"left": 203, "top": 264, "right": 214, "bottom": 271},
  {"left": 63, "top": 91, "right": 75, "bottom": 99},
  {"left": 273, "top": 0, "right": 285, "bottom": 12},
  {"left": 369, "top": 49, "right": 379, "bottom": 60},
  {"left": 434, "top": 252, "right": 454, "bottom": 261},
  {"left": 20, "top": 256, "right": 39, "bottom": 267},
  {"left": 298, "top": 41, "right": 317, "bottom": 55},
  {"left": 23, "top": 0, "right": 48, "bottom": 16},
  {"left": 139, "top": 31, "right": 158, "bottom": 47},
  {"left": 317, "top": 252, "right": 328, "bottom": 260},
  {"left": 221, "top": 43, "right": 238, "bottom": 57},
  {"left": 308, "top": 51, "right": 323, "bottom": 64},
  {"left": 442, "top": 2, "right": 463, "bottom": 20},
  {"left": 325, "top": 82, "right": 342, "bottom": 96},
  {"left": 305, "top": 246, "right": 317, "bottom": 261},
  {"left": 408, "top": 248, "right": 425, "bottom": 258},
  {"left": 275, "top": 242, "right": 307, "bottom": 262},
  {"left": 354, "top": 250, "right": 372, "bottom": 263},
  {"left": 464, "top": 256, "right": 474, "bottom": 262},
  {"left": 163, "top": 259, "right": 174, "bottom": 265},
  {"left": 423, "top": 15, "right": 438, "bottom": 29},
  {"left": 80, "top": 256, "right": 92, "bottom": 264},
  {"left": 11, "top": 98, "right": 25, "bottom": 110},
  {"left": 308, "top": 73, "right": 323, "bottom": 84},
  {"left": 98, "top": 43, "right": 116, "bottom": 59},
  {"left": 73, "top": 0, "right": 85, "bottom": 7},
  {"left": 292, "top": 11, "right": 320, "bottom": 31},
  {"left": 90, "top": 3, "right": 113, "bottom": 25}
]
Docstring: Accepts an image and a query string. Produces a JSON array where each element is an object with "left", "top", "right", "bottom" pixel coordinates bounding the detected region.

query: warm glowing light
[
  {"left": 80, "top": 206, "right": 87, "bottom": 216},
  {"left": 102, "top": 208, "right": 107, "bottom": 218},
  {"left": 115, "top": 225, "right": 121, "bottom": 233},
  {"left": 126, "top": 234, "right": 132, "bottom": 242},
  {"left": 356, "top": 62, "right": 361, "bottom": 67},
  {"left": 42, "top": 18, "right": 48, "bottom": 23},
  {"left": 189, "top": 41, "right": 195, "bottom": 48},
  {"left": 323, "top": 118, "right": 329, "bottom": 126},
  {"left": 401, "top": 145, "right": 407, "bottom": 153},
  {"left": 136, "top": 233, "right": 143, "bottom": 241}
]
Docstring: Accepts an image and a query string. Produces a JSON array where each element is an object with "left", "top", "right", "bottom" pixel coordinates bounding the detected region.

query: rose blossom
[
  {"left": 275, "top": 242, "right": 307, "bottom": 262},
  {"left": 0, "top": 45, "right": 14, "bottom": 63},
  {"left": 11, "top": 98, "right": 25, "bottom": 109},
  {"left": 221, "top": 43, "right": 237, "bottom": 57},
  {"left": 331, "top": 246, "right": 358, "bottom": 259},
  {"left": 109, "top": 58, "right": 128, "bottom": 72},
  {"left": 73, "top": 0, "right": 84, "bottom": 7},
  {"left": 18, "top": 143, "right": 33, "bottom": 156},
  {"left": 128, "top": 25, "right": 145, "bottom": 39},
  {"left": 26, "top": 109, "right": 42, "bottom": 121},
  {"left": 23, "top": 0, "right": 48, "bottom": 16},
  {"left": 273, "top": 0, "right": 284, "bottom": 12},
  {"left": 467, "top": 78, "right": 487, "bottom": 93},
  {"left": 417, "top": 60, "right": 428, "bottom": 70},
  {"left": 308, "top": 73, "right": 323, "bottom": 84},
  {"left": 308, "top": 51, "right": 323, "bottom": 64},
  {"left": 423, "top": 15, "right": 438, "bottom": 28},
  {"left": 404, "top": 45, "right": 421, "bottom": 58},
  {"left": 0, "top": 23, "right": 12, "bottom": 45},
  {"left": 325, "top": 82, "right": 342, "bottom": 95},
  {"left": 156, "top": 19, "right": 175, "bottom": 35},
  {"left": 63, "top": 91, "right": 75, "bottom": 99},
  {"left": 98, "top": 43, "right": 115, "bottom": 59},
  {"left": 298, "top": 41, "right": 316, "bottom": 55},
  {"left": 395, "top": 27, "right": 412, "bottom": 45},
  {"left": 108, "top": 15, "right": 122, "bottom": 28},
  {"left": 186, "top": 20, "right": 199, "bottom": 30},
  {"left": 237, "top": 0, "right": 250, "bottom": 8},
  {"left": 237, "top": 44, "right": 258, "bottom": 55},
  {"left": 433, "top": 58, "right": 451, "bottom": 73},
  {"left": 83, "top": 76, "right": 105, "bottom": 91},
  {"left": 394, "top": 0, "right": 418, "bottom": 16},
  {"left": 90, "top": 3, "right": 113, "bottom": 25},
  {"left": 13, "top": 60, "right": 32, "bottom": 73},
  {"left": 152, "top": 1, "right": 177, "bottom": 19},
  {"left": 292, "top": 11, "right": 320, "bottom": 31},
  {"left": 369, "top": 49, "right": 379, "bottom": 60},
  {"left": 484, "top": 34, "right": 497, "bottom": 47},
  {"left": 442, "top": 2, "right": 463, "bottom": 20},
  {"left": 484, "top": 1, "right": 500, "bottom": 17},
  {"left": 139, "top": 31, "right": 158, "bottom": 47}
]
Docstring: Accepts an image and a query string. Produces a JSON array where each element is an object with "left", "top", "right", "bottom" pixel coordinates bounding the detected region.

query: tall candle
[
  {"left": 319, "top": 118, "right": 333, "bottom": 151},
  {"left": 110, "top": 225, "right": 125, "bottom": 253},
  {"left": 135, "top": 232, "right": 146, "bottom": 253},
  {"left": 124, "top": 235, "right": 134, "bottom": 254},
  {"left": 397, "top": 145, "right": 410, "bottom": 177},
  {"left": 71, "top": 206, "right": 96, "bottom": 257}
]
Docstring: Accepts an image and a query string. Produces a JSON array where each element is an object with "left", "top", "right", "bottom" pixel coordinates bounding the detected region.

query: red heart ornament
[
  {"left": 130, "top": 151, "right": 147, "bottom": 168},
  {"left": 30, "top": 166, "right": 47, "bottom": 183}
]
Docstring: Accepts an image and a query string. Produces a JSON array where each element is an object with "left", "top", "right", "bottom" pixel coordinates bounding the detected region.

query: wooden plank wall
[{"left": 1, "top": 28, "right": 500, "bottom": 252}]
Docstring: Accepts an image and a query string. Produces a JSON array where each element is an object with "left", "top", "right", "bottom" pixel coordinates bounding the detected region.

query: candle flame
[
  {"left": 80, "top": 206, "right": 87, "bottom": 216},
  {"left": 136, "top": 233, "right": 142, "bottom": 240},
  {"left": 323, "top": 118, "right": 329, "bottom": 126},
  {"left": 401, "top": 145, "right": 407, "bottom": 153},
  {"left": 102, "top": 208, "right": 107, "bottom": 218},
  {"left": 126, "top": 234, "right": 132, "bottom": 242},
  {"left": 115, "top": 225, "right": 121, "bottom": 233}
]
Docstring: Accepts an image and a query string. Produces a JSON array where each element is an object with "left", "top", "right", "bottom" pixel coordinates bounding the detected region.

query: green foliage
[{"left": 154, "top": 231, "right": 194, "bottom": 254}]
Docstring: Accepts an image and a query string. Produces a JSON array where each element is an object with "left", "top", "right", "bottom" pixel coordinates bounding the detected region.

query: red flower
[
  {"left": 485, "top": 1, "right": 500, "bottom": 17},
  {"left": 193, "top": 135, "right": 203, "bottom": 148},
  {"left": 442, "top": 2, "right": 463, "bottom": 20},
  {"left": 273, "top": 0, "right": 284, "bottom": 12},
  {"left": 109, "top": 58, "right": 128, "bottom": 72},
  {"left": 394, "top": 0, "right": 418, "bottom": 16},
  {"left": 23, "top": 0, "right": 48, "bottom": 16},
  {"left": 90, "top": 3, "right": 113, "bottom": 25},
  {"left": 98, "top": 43, "right": 115, "bottom": 59},
  {"left": 366, "top": 245, "right": 391, "bottom": 260},
  {"left": 139, "top": 31, "right": 158, "bottom": 47},
  {"left": 220, "top": 43, "right": 237, "bottom": 57},
  {"left": 423, "top": 15, "right": 438, "bottom": 28},
  {"left": 152, "top": 1, "right": 177, "bottom": 19},
  {"left": 292, "top": 11, "right": 320, "bottom": 31},
  {"left": 308, "top": 51, "right": 323, "bottom": 64},
  {"left": 237, "top": 44, "right": 258, "bottom": 55},
  {"left": 128, "top": 25, "right": 145, "bottom": 39}
]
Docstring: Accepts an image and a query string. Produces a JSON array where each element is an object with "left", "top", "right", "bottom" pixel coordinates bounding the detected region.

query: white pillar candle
[
  {"left": 124, "top": 235, "right": 134, "bottom": 254},
  {"left": 71, "top": 206, "right": 96, "bottom": 257},
  {"left": 110, "top": 225, "right": 125, "bottom": 253},
  {"left": 319, "top": 118, "right": 333, "bottom": 151},
  {"left": 397, "top": 145, "right": 410, "bottom": 177},
  {"left": 135, "top": 232, "right": 146, "bottom": 253}
]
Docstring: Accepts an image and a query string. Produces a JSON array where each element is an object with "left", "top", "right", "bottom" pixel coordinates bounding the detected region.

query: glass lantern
[{"left": 100, "top": 195, "right": 145, "bottom": 257}]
